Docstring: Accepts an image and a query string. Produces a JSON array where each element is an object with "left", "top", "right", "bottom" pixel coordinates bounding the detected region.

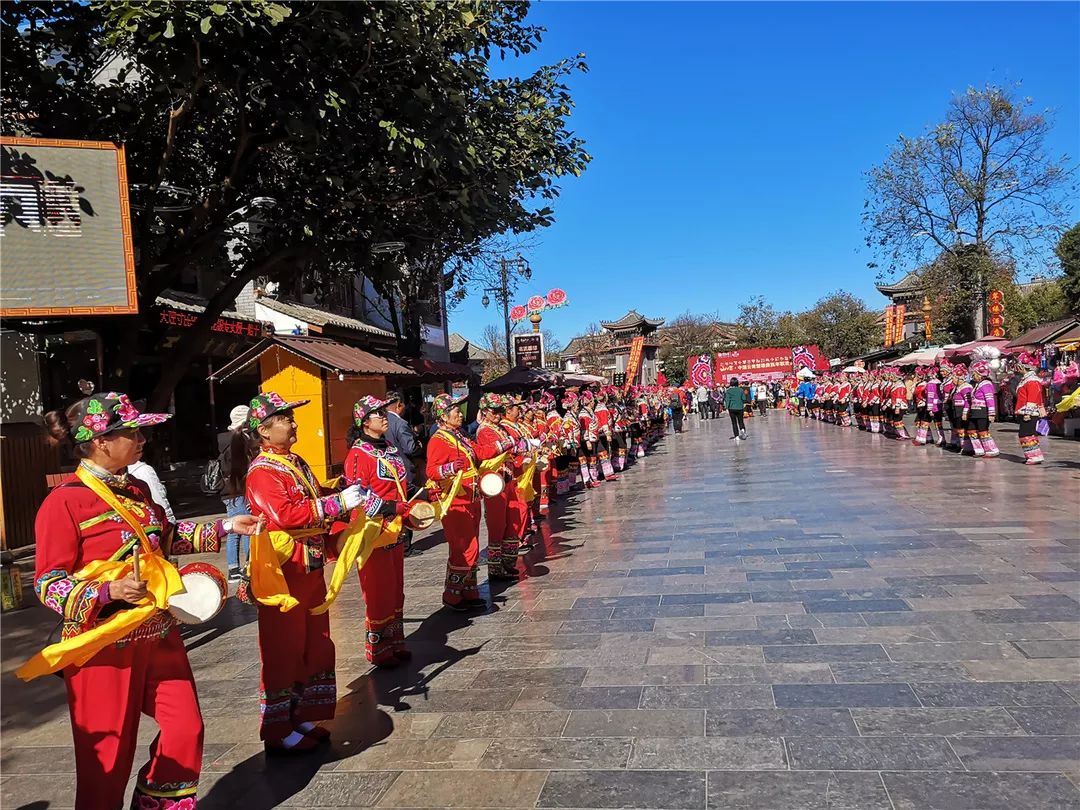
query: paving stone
[
  {"left": 479, "top": 736, "right": 632, "bottom": 769},
  {"left": 378, "top": 770, "right": 548, "bottom": 807},
  {"left": 706, "top": 771, "right": 892, "bottom": 810},
  {"left": 803, "top": 598, "right": 910, "bottom": 613},
  {"left": 581, "top": 665, "right": 705, "bottom": 686},
  {"left": 1014, "top": 639, "right": 1080, "bottom": 658},
  {"left": 629, "top": 736, "right": 786, "bottom": 769},
  {"left": 773, "top": 683, "right": 921, "bottom": 707},
  {"left": 704, "top": 663, "right": 833, "bottom": 684},
  {"left": 763, "top": 644, "right": 888, "bottom": 663},
  {"left": 470, "top": 667, "right": 587, "bottom": 688},
  {"left": 562, "top": 709, "right": 705, "bottom": 737},
  {"left": 949, "top": 735, "right": 1080, "bottom": 771},
  {"left": 883, "top": 771, "right": 1080, "bottom": 809},
  {"left": 705, "top": 708, "right": 858, "bottom": 737},
  {"left": 912, "top": 681, "right": 1079, "bottom": 707},
  {"left": 830, "top": 662, "right": 974, "bottom": 682},
  {"left": 1006, "top": 705, "right": 1080, "bottom": 735},
  {"left": 512, "top": 686, "right": 643, "bottom": 711},
  {"left": 431, "top": 711, "right": 569, "bottom": 739},
  {"left": 538, "top": 769, "right": 706, "bottom": 809},
  {"left": 851, "top": 707, "right": 1025, "bottom": 736},
  {"left": 640, "top": 685, "right": 775, "bottom": 709},
  {"left": 785, "top": 735, "right": 962, "bottom": 770}
]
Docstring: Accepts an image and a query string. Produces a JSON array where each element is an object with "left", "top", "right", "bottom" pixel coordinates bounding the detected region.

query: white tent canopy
[{"left": 893, "top": 346, "right": 954, "bottom": 366}]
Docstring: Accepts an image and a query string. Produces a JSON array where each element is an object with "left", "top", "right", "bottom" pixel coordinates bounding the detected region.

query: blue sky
[{"left": 451, "top": 1, "right": 1079, "bottom": 349}]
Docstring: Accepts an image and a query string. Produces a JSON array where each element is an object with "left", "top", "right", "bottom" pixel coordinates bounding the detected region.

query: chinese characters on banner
[
  {"left": 987, "top": 290, "right": 1005, "bottom": 337},
  {"left": 711, "top": 345, "right": 827, "bottom": 381},
  {"left": 158, "top": 308, "right": 267, "bottom": 338},
  {"left": 893, "top": 304, "right": 907, "bottom": 344},
  {"left": 883, "top": 305, "right": 895, "bottom": 347},
  {"left": 624, "top": 335, "right": 645, "bottom": 391}
]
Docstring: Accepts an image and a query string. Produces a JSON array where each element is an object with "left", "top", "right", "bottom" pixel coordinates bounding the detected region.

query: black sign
[
  {"left": 513, "top": 333, "right": 544, "bottom": 368},
  {"left": 613, "top": 372, "right": 626, "bottom": 386}
]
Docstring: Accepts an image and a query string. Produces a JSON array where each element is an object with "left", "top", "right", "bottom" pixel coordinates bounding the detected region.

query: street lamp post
[{"left": 482, "top": 256, "right": 526, "bottom": 367}]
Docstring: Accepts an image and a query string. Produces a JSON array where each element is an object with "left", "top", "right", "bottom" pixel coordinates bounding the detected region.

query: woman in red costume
[
  {"left": 474, "top": 393, "right": 526, "bottom": 580},
  {"left": 244, "top": 392, "right": 384, "bottom": 754},
  {"left": 1013, "top": 352, "right": 1047, "bottom": 465},
  {"left": 342, "top": 395, "right": 423, "bottom": 666},
  {"left": 28, "top": 392, "right": 259, "bottom": 810},
  {"left": 425, "top": 393, "right": 491, "bottom": 611}
]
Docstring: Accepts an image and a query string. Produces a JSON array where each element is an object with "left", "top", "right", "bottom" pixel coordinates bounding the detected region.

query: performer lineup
[
  {"left": 19, "top": 383, "right": 677, "bottom": 809},
  {"left": 791, "top": 351, "right": 1048, "bottom": 465}
]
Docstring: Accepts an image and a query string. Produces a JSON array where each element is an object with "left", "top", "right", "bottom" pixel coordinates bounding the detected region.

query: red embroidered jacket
[
  {"left": 594, "top": 404, "right": 614, "bottom": 439},
  {"left": 245, "top": 448, "right": 366, "bottom": 571},
  {"left": 343, "top": 439, "right": 407, "bottom": 528},
  {"left": 1015, "top": 374, "right": 1045, "bottom": 417},
  {"left": 579, "top": 407, "right": 599, "bottom": 444},
  {"left": 34, "top": 468, "right": 224, "bottom": 644},
  {"left": 426, "top": 427, "right": 482, "bottom": 502},
  {"left": 475, "top": 421, "right": 516, "bottom": 478}
]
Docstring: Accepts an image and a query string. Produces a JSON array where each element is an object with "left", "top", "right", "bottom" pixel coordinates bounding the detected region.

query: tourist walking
[
  {"left": 220, "top": 404, "right": 256, "bottom": 579},
  {"left": 725, "top": 377, "right": 747, "bottom": 439}
]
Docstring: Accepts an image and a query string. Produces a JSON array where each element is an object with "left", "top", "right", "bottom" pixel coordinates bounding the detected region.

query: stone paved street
[{"left": 3, "top": 414, "right": 1080, "bottom": 809}]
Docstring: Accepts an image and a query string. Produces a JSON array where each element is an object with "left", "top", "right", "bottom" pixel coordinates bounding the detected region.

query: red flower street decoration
[{"left": 510, "top": 288, "right": 571, "bottom": 322}]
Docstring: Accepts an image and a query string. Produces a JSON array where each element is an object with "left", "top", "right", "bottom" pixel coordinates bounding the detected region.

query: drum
[
  {"left": 479, "top": 471, "right": 505, "bottom": 497},
  {"left": 169, "top": 562, "right": 228, "bottom": 625},
  {"left": 406, "top": 500, "right": 436, "bottom": 530}
]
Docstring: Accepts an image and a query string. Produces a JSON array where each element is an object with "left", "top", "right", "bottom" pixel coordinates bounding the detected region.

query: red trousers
[
  {"left": 442, "top": 498, "right": 481, "bottom": 604},
  {"left": 66, "top": 627, "right": 203, "bottom": 810},
  {"left": 257, "top": 561, "right": 336, "bottom": 740},
  {"left": 357, "top": 541, "right": 405, "bottom": 664}
]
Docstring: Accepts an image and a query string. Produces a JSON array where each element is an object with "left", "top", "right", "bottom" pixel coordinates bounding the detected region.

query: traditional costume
[
  {"left": 425, "top": 394, "right": 487, "bottom": 608},
  {"left": 1013, "top": 353, "right": 1046, "bottom": 465},
  {"left": 474, "top": 394, "right": 525, "bottom": 579},
  {"left": 968, "top": 362, "right": 999, "bottom": 458},
  {"left": 948, "top": 365, "right": 971, "bottom": 453},
  {"left": 23, "top": 393, "right": 229, "bottom": 809},
  {"left": 342, "top": 396, "right": 416, "bottom": 665},
  {"left": 244, "top": 392, "right": 380, "bottom": 749},
  {"left": 578, "top": 391, "right": 602, "bottom": 488}
]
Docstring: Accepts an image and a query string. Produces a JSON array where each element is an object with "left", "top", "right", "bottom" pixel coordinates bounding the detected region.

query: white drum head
[
  {"left": 169, "top": 571, "right": 225, "bottom": 625},
  {"left": 479, "top": 472, "right": 505, "bottom": 497}
]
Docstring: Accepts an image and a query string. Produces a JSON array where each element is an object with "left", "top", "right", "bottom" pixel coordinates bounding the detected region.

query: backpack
[{"left": 200, "top": 457, "right": 224, "bottom": 495}]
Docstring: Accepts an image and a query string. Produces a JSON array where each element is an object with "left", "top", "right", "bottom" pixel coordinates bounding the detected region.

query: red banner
[
  {"left": 624, "top": 335, "right": 644, "bottom": 391},
  {"left": 712, "top": 345, "right": 827, "bottom": 381},
  {"left": 687, "top": 354, "right": 714, "bottom": 387}
]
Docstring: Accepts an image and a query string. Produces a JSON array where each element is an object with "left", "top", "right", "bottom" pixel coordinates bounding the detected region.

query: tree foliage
[
  {"left": 801, "top": 291, "right": 881, "bottom": 360},
  {"left": 1, "top": 1, "right": 589, "bottom": 406},
  {"left": 1056, "top": 223, "right": 1080, "bottom": 313},
  {"left": 864, "top": 84, "right": 1074, "bottom": 278},
  {"left": 735, "top": 296, "right": 810, "bottom": 347},
  {"left": 659, "top": 311, "right": 728, "bottom": 385}
]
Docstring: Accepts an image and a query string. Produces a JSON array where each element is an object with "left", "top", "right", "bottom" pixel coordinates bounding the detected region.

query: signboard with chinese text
[
  {"left": 513, "top": 333, "right": 544, "bottom": 368},
  {"left": 713, "top": 345, "right": 827, "bottom": 380},
  {"left": 1, "top": 138, "right": 137, "bottom": 317},
  {"left": 158, "top": 307, "right": 269, "bottom": 339}
]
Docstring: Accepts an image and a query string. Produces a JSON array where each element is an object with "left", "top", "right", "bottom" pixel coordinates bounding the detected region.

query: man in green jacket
[{"left": 725, "top": 377, "right": 747, "bottom": 440}]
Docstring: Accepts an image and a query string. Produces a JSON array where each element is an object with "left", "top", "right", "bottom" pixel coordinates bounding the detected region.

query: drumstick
[{"left": 131, "top": 546, "right": 141, "bottom": 583}]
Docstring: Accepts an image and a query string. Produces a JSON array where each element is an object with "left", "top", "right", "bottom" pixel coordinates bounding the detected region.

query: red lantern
[{"left": 988, "top": 289, "right": 1004, "bottom": 303}]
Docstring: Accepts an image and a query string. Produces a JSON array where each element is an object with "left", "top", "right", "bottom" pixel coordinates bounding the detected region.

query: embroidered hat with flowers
[
  {"left": 432, "top": 393, "right": 466, "bottom": 422},
  {"left": 247, "top": 391, "right": 311, "bottom": 430},
  {"left": 69, "top": 392, "right": 172, "bottom": 443},
  {"left": 352, "top": 395, "right": 389, "bottom": 426},
  {"left": 971, "top": 361, "right": 992, "bottom": 377},
  {"left": 478, "top": 393, "right": 505, "bottom": 411}
]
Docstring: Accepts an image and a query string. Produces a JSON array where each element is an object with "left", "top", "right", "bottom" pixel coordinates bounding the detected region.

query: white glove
[
  {"left": 341, "top": 483, "right": 364, "bottom": 510},
  {"left": 529, "top": 438, "right": 542, "bottom": 449}
]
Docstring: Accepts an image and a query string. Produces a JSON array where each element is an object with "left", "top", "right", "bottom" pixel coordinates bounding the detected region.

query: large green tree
[
  {"left": 801, "top": 291, "right": 880, "bottom": 360},
  {"left": 2, "top": 1, "right": 589, "bottom": 407},
  {"left": 863, "top": 84, "right": 1074, "bottom": 337},
  {"left": 1057, "top": 223, "right": 1080, "bottom": 312}
]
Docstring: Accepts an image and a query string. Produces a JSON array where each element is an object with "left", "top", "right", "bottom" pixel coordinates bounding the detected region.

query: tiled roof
[
  {"left": 209, "top": 335, "right": 414, "bottom": 381},
  {"left": 600, "top": 310, "right": 665, "bottom": 330},
  {"left": 1007, "top": 317, "right": 1080, "bottom": 348},
  {"left": 156, "top": 290, "right": 263, "bottom": 324},
  {"left": 448, "top": 332, "right": 499, "bottom": 362},
  {"left": 256, "top": 297, "right": 395, "bottom": 338},
  {"left": 875, "top": 271, "right": 925, "bottom": 295},
  {"left": 561, "top": 334, "right": 613, "bottom": 357}
]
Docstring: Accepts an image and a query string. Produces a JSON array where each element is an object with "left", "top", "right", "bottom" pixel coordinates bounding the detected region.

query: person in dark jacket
[
  {"left": 385, "top": 391, "right": 420, "bottom": 554},
  {"left": 725, "top": 378, "right": 747, "bottom": 440}
]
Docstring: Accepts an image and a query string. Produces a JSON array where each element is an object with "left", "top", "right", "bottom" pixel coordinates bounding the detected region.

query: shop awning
[
  {"left": 399, "top": 357, "right": 478, "bottom": 382},
  {"left": 209, "top": 335, "right": 416, "bottom": 381},
  {"left": 944, "top": 336, "right": 1011, "bottom": 359},
  {"left": 1007, "top": 317, "right": 1080, "bottom": 349},
  {"left": 483, "top": 366, "right": 561, "bottom": 392},
  {"left": 893, "top": 347, "right": 948, "bottom": 366},
  {"left": 1052, "top": 324, "right": 1080, "bottom": 348}
]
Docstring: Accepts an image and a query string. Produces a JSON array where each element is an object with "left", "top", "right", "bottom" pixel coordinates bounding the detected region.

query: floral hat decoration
[
  {"left": 432, "top": 393, "right": 466, "bottom": 422},
  {"left": 353, "top": 395, "right": 388, "bottom": 426},
  {"left": 971, "top": 361, "right": 991, "bottom": 377},
  {"left": 70, "top": 392, "right": 172, "bottom": 443},
  {"left": 478, "top": 393, "right": 505, "bottom": 411},
  {"left": 247, "top": 391, "right": 311, "bottom": 430}
]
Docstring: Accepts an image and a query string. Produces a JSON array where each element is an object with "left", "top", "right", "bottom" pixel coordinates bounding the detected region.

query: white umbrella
[
  {"left": 842, "top": 366, "right": 865, "bottom": 374},
  {"left": 796, "top": 367, "right": 815, "bottom": 379}
]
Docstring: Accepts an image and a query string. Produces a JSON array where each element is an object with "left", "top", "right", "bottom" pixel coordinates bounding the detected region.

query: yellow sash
[
  {"left": 516, "top": 456, "right": 538, "bottom": 502},
  {"left": 311, "top": 445, "right": 406, "bottom": 615},
  {"left": 16, "top": 468, "right": 185, "bottom": 681},
  {"left": 248, "top": 451, "right": 327, "bottom": 612}
]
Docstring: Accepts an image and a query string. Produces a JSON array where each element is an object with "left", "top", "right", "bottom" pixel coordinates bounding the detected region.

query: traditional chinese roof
[
  {"left": 448, "top": 332, "right": 500, "bottom": 362},
  {"left": 875, "top": 271, "right": 926, "bottom": 297},
  {"left": 1007, "top": 317, "right": 1080, "bottom": 349},
  {"left": 209, "top": 334, "right": 414, "bottom": 381},
  {"left": 256, "top": 296, "right": 395, "bottom": 338},
  {"left": 561, "top": 333, "right": 613, "bottom": 358},
  {"left": 599, "top": 310, "right": 666, "bottom": 332}
]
